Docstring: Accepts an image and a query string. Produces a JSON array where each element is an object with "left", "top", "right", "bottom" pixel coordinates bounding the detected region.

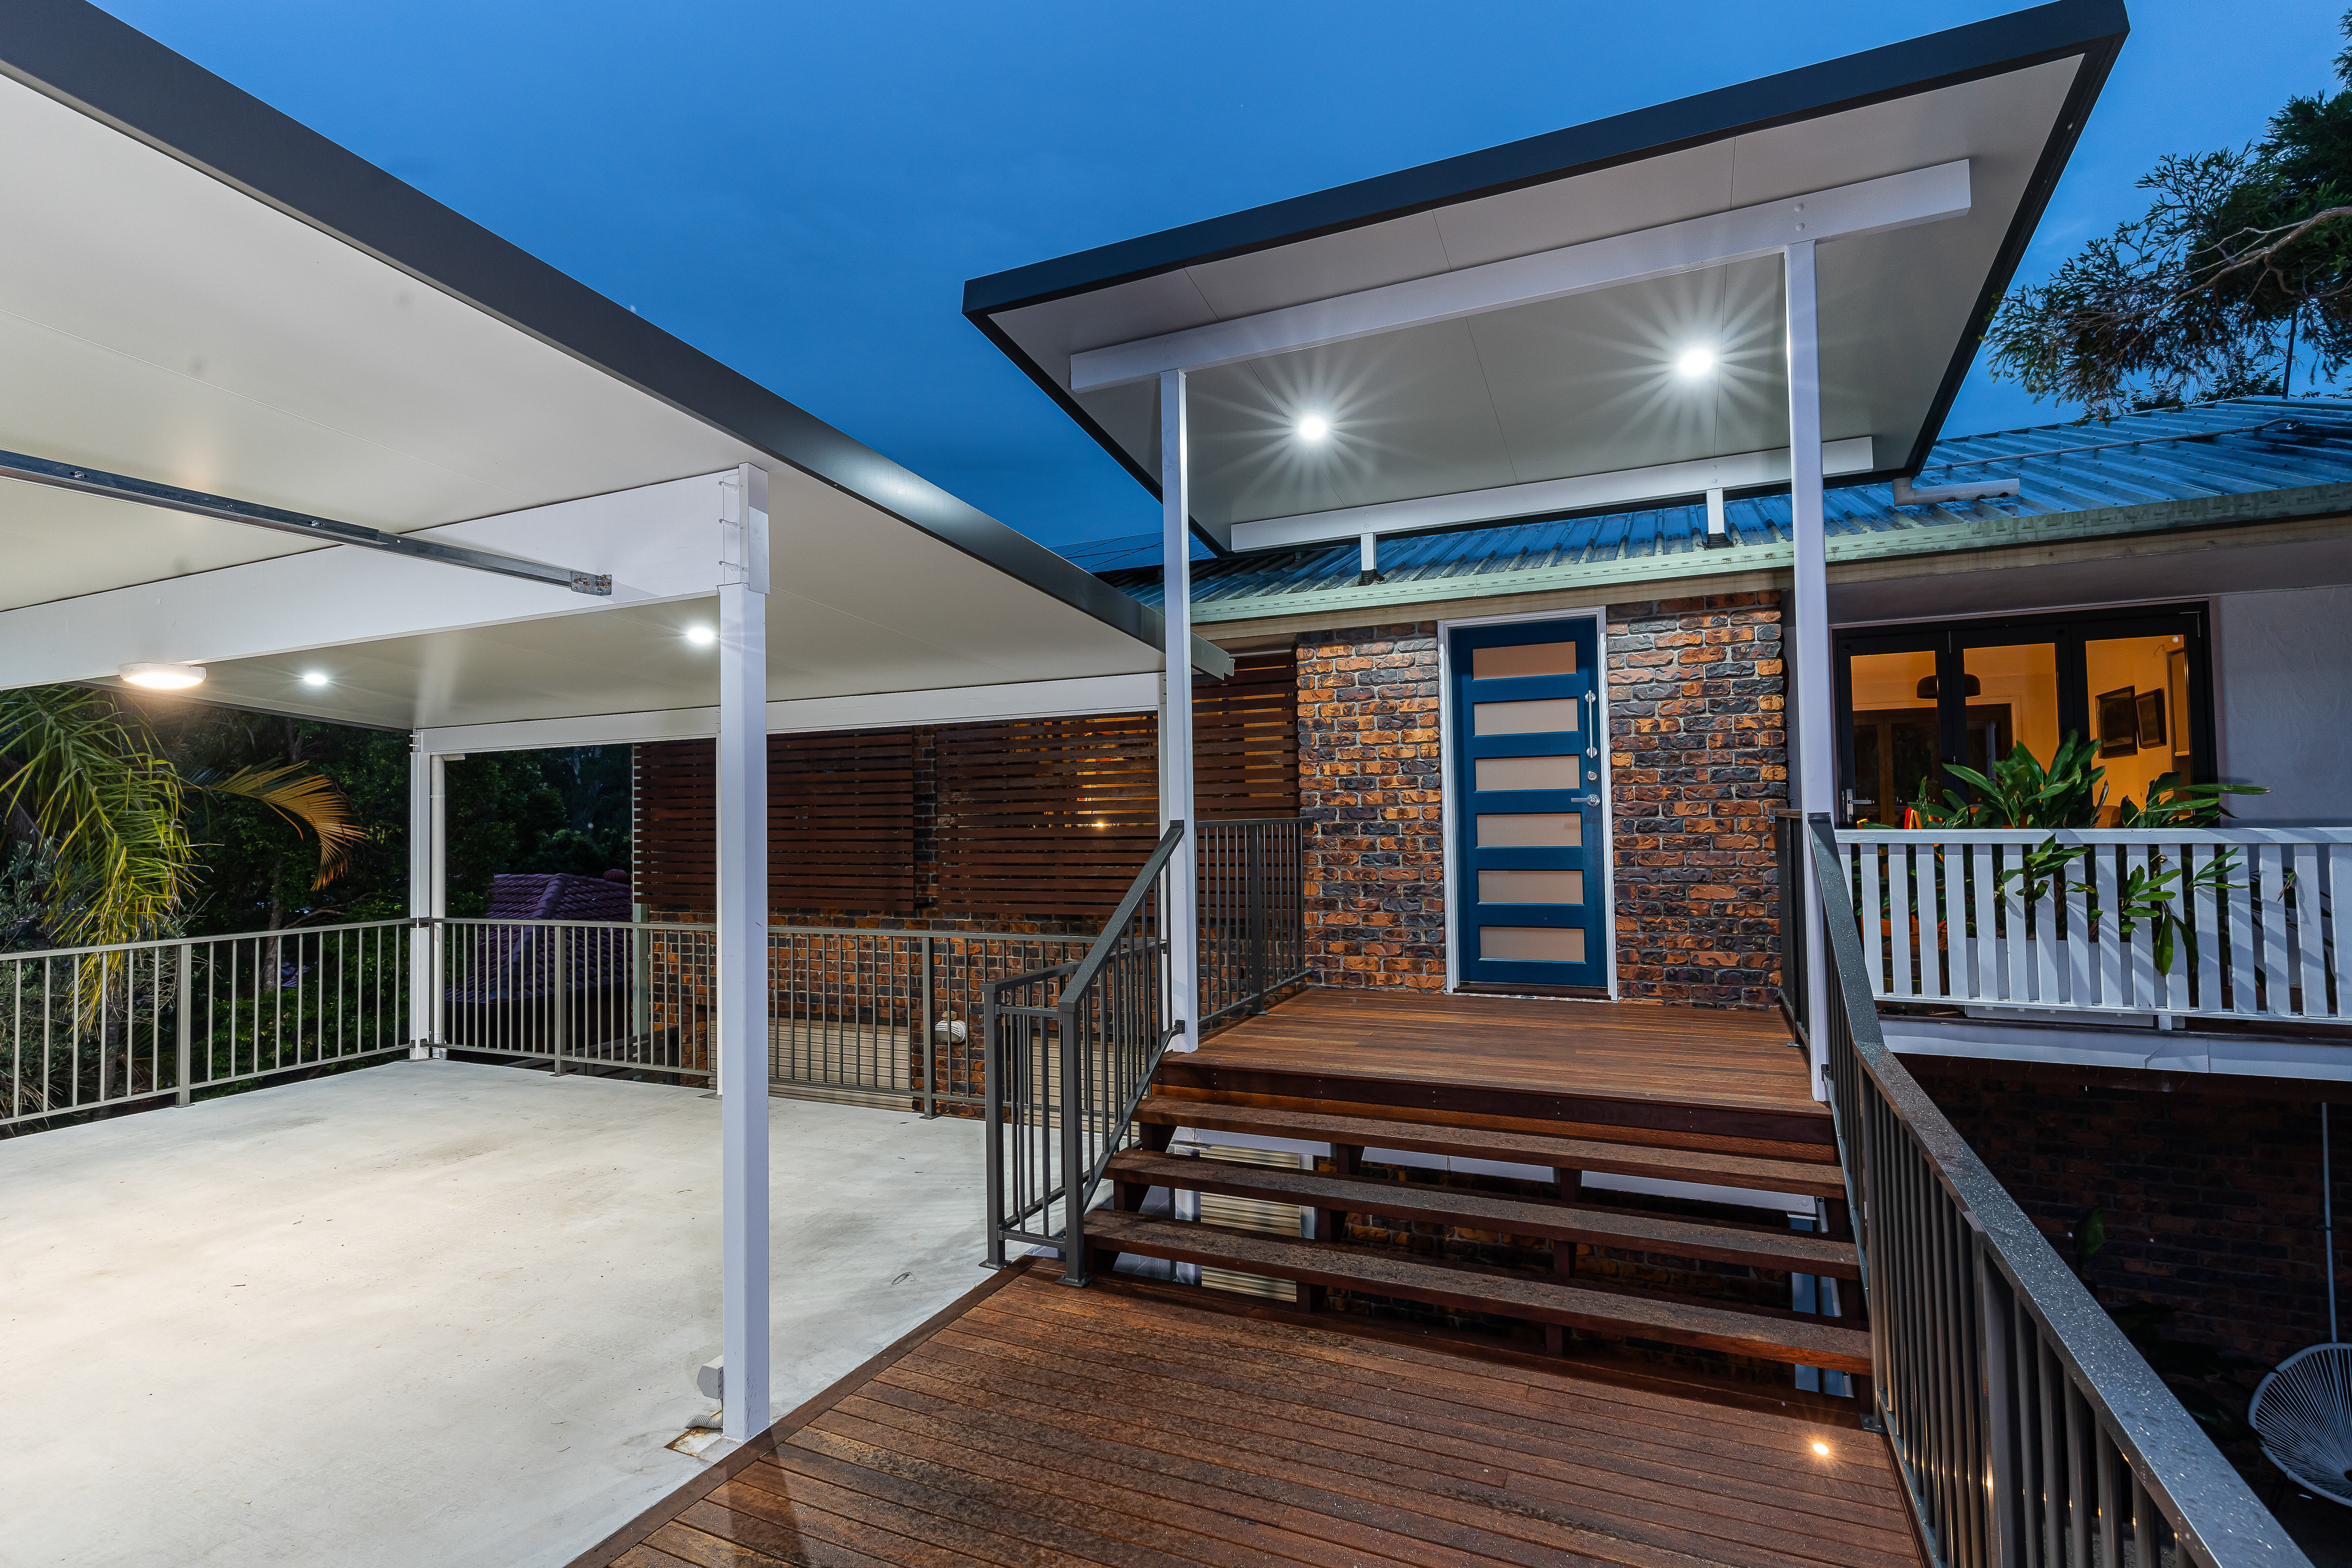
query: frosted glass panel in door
[
  {"left": 1476, "top": 814, "right": 1581, "bottom": 847},
  {"left": 1479, "top": 926, "right": 1587, "bottom": 963},
  {"left": 1474, "top": 755, "right": 1580, "bottom": 790},
  {"left": 1473, "top": 698, "right": 1579, "bottom": 735},
  {"left": 1473, "top": 641, "right": 1577, "bottom": 678},
  {"left": 1478, "top": 869, "right": 1584, "bottom": 903}
]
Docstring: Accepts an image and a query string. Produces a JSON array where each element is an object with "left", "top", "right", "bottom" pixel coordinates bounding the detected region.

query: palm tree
[{"left": 0, "top": 686, "right": 362, "bottom": 950}]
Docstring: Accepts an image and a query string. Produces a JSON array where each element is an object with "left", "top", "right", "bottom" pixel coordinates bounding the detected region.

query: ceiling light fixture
[
  {"left": 685, "top": 625, "right": 717, "bottom": 646},
  {"left": 1676, "top": 347, "right": 1717, "bottom": 379},
  {"left": 1295, "top": 415, "right": 1331, "bottom": 442},
  {"left": 302, "top": 671, "right": 330, "bottom": 688},
  {"left": 119, "top": 662, "right": 205, "bottom": 691}
]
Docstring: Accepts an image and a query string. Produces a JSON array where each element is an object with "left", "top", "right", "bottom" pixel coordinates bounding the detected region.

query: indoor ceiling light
[
  {"left": 1295, "top": 415, "right": 1331, "bottom": 442},
  {"left": 685, "top": 625, "right": 716, "bottom": 646},
  {"left": 1676, "top": 347, "right": 1717, "bottom": 379},
  {"left": 119, "top": 662, "right": 205, "bottom": 691},
  {"left": 301, "top": 671, "right": 330, "bottom": 688}
]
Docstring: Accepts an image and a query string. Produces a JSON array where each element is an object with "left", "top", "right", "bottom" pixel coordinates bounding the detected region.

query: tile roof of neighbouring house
[{"left": 1087, "top": 398, "right": 2352, "bottom": 617}]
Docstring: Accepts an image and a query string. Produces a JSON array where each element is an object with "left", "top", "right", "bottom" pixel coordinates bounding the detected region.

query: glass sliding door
[{"left": 1835, "top": 604, "right": 2213, "bottom": 825}]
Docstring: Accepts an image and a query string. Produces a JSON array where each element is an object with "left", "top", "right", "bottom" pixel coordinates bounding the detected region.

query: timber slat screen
[{"left": 633, "top": 650, "right": 1298, "bottom": 926}]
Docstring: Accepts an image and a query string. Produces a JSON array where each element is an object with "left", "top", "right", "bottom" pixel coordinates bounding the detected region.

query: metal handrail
[
  {"left": 984, "top": 822, "right": 1185, "bottom": 1281},
  {"left": 1198, "top": 817, "right": 1312, "bottom": 1031},
  {"left": 1803, "top": 815, "right": 2308, "bottom": 1568}
]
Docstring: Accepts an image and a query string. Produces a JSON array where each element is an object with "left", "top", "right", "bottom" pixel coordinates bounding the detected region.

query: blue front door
[{"left": 1450, "top": 618, "right": 1605, "bottom": 990}]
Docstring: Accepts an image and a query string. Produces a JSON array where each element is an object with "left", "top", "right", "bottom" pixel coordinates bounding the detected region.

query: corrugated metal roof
[{"left": 1091, "top": 397, "right": 2352, "bottom": 611}]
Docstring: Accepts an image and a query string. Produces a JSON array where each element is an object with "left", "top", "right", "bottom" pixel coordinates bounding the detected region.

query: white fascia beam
[
  {"left": 1229, "top": 438, "right": 1876, "bottom": 553},
  {"left": 0, "top": 472, "right": 732, "bottom": 691},
  {"left": 1071, "top": 161, "right": 1970, "bottom": 392},
  {"left": 409, "top": 672, "right": 1165, "bottom": 755}
]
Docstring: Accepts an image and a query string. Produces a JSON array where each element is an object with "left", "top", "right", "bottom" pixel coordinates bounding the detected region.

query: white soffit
[
  {"left": 1022, "top": 65, "right": 2070, "bottom": 534},
  {"left": 967, "top": 4, "right": 2123, "bottom": 546},
  {"left": 0, "top": 20, "right": 1215, "bottom": 680},
  {"left": 1230, "top": 437, "right": 1878, "bottom": 552},
  {"left": 0, "top": 69, "right": 757, "bottom": 603},
  {"left": 0, "top": 472, "right": 1167, "bottom": 730}
]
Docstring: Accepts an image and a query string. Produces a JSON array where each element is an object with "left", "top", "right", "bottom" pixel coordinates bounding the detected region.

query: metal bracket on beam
[{"left": 0, "top": 448, "right": 614, "bottom": 596}]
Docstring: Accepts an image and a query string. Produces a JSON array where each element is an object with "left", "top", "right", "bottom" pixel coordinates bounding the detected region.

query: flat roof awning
[
  {"left": 0, "top": 0, "right": 1227, "bottom": 732},
  {"left": 963, "top": 0, "right": 2125, "bottom": 553}
]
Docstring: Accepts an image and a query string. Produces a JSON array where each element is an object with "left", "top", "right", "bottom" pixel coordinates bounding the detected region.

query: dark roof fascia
[
  {"left": 0, "top": 2, "right": 1231, "bottom": 678},
  {"left": 963, "top": 0, "right": 2128, "bottom": 533}
]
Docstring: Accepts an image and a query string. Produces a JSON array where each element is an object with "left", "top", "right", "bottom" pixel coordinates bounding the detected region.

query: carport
[{"left": 0, "top": 0, "right": 1222, "bottom": 1456}]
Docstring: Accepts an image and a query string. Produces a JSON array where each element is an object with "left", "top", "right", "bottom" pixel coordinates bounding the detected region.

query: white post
[
  {"left": 406, "top": 743, "right": 447, "bottom": 1055},
  {"left": 716, "top": 463, "right": 771, "bottom": 1442},
  {"left": 1784, "top": 240, "right": 1832, "bottom": 1100},
  {"left": 1159, "top": 368, "right": 1199, "bottom": 1051}
]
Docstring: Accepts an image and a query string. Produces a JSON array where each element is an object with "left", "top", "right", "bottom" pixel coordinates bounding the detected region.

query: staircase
[{"left": 1080, "top": 1044, "right": 1873, "bottom": 1396}]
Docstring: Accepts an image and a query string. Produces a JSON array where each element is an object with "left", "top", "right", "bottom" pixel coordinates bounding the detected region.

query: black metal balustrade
[
  {"left": 1197, "top": 816, "right": 1311, "bottom": 1031},
  {"left": 1794, "top": 814, "right": 2309, "bottom": 1568},
  {"left": 983, "top": 821, "right": 1183, "bottom": 1282}
]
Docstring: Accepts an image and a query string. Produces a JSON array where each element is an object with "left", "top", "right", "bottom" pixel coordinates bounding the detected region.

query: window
[{"left": 1834, "top": 605, "right": 2211, "bottom": 826}]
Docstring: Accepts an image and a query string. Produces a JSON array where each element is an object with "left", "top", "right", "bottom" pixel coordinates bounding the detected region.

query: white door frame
[{"left": 1433, "top": 604, "right": 1617, "bottom": 999}]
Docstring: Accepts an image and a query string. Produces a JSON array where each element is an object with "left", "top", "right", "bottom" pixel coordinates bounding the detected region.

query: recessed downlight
[
  {"left": 1295, "top": 415, "right": 1331, "bottom": 442},
  {"left": 685, "top": 625, "right": 717, "bottom": 646},
  {"left": 301, "top": 671, "right": 330, "bottom": 688},
  {"left": 1676, "top": 347, "right": 1717, "bottom": 379},
  {"left": 119, "top": 662, "right": 205, "bottom": 691}
]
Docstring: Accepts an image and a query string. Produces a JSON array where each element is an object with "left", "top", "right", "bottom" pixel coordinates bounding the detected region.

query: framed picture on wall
[
  {"left": 2096, "top": 686, "right": 2140, "bottom": 757},
  {"left": 2135, "top": 689, "right": 2167, "bottom": 750}
]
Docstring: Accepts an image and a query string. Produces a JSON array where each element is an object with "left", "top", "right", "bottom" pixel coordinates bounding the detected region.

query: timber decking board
[
  {"left": 573, "top": 1267, "right": 1916, "bottom": 1568},
  {"left": 1183, "top": 989, "right": 1823, "bottom": 1128},
  {"left": 1086, "top": 1214, "right": 1876, "bottom": 1372},
  {"left": 1105, "top": 1148, "right": 1862, "bottom": 1276},
  {"left": 1132, "top": 1094, "right": 1850, "bottom": 1197}
]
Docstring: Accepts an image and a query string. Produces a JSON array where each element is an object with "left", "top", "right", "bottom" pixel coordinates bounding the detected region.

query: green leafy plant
[
  {"left": 0, "top": 688, "right": 361, "bottom": 950},
  {"left": 1901, "top": 740, "right": 2269, "bottom": 976}
]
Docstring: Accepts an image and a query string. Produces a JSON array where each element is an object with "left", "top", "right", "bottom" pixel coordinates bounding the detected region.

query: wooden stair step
[
  {"left": 1105, "top": 1149, "right": 1859, "bottom": 1279},
  {"left": 1133, "top": 1094, "right": 1848, "bottom": 1199},
  {"left": 1084, "top": 1212, "right": 1874, "bottom": 1374}
]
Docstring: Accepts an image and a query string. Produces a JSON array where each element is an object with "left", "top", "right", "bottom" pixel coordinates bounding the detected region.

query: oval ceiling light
[
  {"left": 1675, "top": 347, "right": 1717, "bottom": 379},
  {"left": 301, "top": 671, "right": 330, "bottom": 688},
  {"left": 685, "top": 625, "right": 717, "bottom": 646},
  {"left": 119, "top": 662, "right": 206, "bottom": 691},
  {"left": 1295, "top": 415, "right": 1331, "bottom": 442}
]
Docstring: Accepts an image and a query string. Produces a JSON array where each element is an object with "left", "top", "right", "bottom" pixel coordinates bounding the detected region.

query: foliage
[
  {"left": 152, "top": 711, "right": 632, "bottom": 931},
  {"left": 1902, "top": 737, "right": 2268, "bottom": 975},
  {"left": 0, "top": 687, "right": 190, "bottom": 948},
  {"left": 1, "top": 683, "right": 634, "bottom": 947},
  {"left": 1984, "top": 12, "right": 2352, "bottom": 414}
]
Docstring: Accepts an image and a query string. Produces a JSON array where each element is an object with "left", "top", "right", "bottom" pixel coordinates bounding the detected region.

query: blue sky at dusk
[{"left": 98, "top": 1, "right": 2347, "bottom": 552}]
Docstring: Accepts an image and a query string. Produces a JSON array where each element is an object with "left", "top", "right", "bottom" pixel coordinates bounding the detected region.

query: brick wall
[
  {"left": 1605, "top": 593, "right": 1785, "bottom": 1006},
  {"left": 1916, "top": 1068, "right": 2342, "bottom": 1382},
  {"left": 1291, "top": 594, "right": 1785, "bottom": 1004},
  {"left": 1296, "top": 623, "right": 1446, "bottom": 989}
]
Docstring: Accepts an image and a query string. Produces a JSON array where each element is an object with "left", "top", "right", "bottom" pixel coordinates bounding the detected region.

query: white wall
[{"left": 2216, "top": 585, "right": 2352, "bottom": 823}]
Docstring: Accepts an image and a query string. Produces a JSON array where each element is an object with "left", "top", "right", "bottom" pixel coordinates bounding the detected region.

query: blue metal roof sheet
[{"left": 1088, "top": 397, "right": 2352, "bottom": 611}]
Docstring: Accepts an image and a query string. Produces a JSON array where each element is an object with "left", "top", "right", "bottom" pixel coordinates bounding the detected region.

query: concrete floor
[{"left": 0, "top": 1061, "right": 989, "bottom": 1568}]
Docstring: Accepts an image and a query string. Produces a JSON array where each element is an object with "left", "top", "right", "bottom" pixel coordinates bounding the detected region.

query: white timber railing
[{"left": 1832, "top": 827, "right": 2352, "bottom": 1025}]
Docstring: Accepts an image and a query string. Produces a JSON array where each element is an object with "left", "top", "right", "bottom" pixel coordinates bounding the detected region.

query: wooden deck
[
  {"left": 1166, "top": 988, "right": 1831, "bottom": 1155},
  {"left": 574, "top": 1262, "right": 1919, "bottom": 1568}
]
